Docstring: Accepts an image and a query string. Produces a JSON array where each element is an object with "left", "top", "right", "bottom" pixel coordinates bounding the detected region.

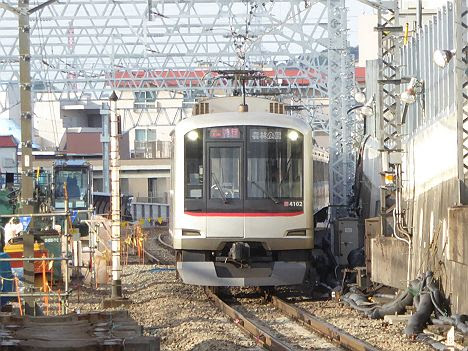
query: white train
[{"left": 170, "top": 97, "right": 328, "bottom": 286}]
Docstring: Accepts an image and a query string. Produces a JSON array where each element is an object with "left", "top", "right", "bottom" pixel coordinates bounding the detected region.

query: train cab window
[
  {"left": 55, "top": 169, "right": 89, "bottom": 201},
  {"left": 247, "top": 127, "right": 303, "bottom": 199},
  {"left": 209, "top": 147, "right": 241, "bottom": 199},
  {"left": 185, "top": 129, "right": 204, "bottom": 199}
]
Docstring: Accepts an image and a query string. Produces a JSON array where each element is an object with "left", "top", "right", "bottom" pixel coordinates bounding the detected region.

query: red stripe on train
[{"left": 184, "top": 211, "right": 304, "bottom": 217}]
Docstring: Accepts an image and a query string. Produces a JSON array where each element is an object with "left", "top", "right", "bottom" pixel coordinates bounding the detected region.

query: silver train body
[{"left": 170, "top": 98, "right": 328, "bottom": 286}]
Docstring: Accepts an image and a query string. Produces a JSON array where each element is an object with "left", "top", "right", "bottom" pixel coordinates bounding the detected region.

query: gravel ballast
[
  {"left": 69, "top": 265, "right": 261, "bottom": 351},
  {"left": 297, "top": 299, "right": 434, "bottom": 351},
  {"left": 66, "top": 231, "right": 436, "bottom": 351}
]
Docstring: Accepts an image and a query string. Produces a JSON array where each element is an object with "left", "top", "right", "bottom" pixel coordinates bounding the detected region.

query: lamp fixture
[
  {"left": 360, "top": 97, "right": 374, "bottom": 117},
  {"left": 433, "top": 49, "right": 455, "bottom": 68},
  {"left": 352, "top": 87, "right": 367, "bottom": 104},
  {"left": 400, "top": 77, "right": 423, "bottom": 105}
]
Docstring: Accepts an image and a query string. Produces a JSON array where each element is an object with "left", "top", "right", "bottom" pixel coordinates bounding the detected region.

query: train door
[{"left": 206, "top": 142, "right": 244, "bottom": 238}]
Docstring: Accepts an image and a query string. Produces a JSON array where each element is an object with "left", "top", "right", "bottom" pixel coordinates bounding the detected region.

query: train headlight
[
  {"left": 187, "top": 130, "right": 199, "bottom": 141},
  {"left": 288, "top": 130, "right": 299, "bottom": 141}
]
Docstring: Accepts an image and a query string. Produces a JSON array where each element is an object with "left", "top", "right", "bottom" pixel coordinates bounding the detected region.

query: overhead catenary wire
[{"left": 34, "top": 0, "right": 59, "bottom": 148}]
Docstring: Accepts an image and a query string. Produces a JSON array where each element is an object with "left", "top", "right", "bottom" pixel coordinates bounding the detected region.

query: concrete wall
[
  {"left": 33, "top": 93, "right": 62, "bottom": 149},
  {"left": 360, "top": 138, "right": 381, "bottom": 219},
  {"left": 402, "top": 112, "right": 468, "bottom": 313},
  {"left": 128, "top": 178, "right": 148, "bottom": 198},
  {"left": 371, "top": 237, "right": 409, "bottom": 289},
  {"left": 364, "top": 110, "right": 468, "bottom": 313}
]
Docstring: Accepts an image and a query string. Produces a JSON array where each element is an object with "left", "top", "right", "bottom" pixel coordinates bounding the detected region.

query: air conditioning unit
[
  {"left": 269, "top": 102, "right": 285, "bottom": 114},
  {"left": 193, "top": 102, "right": 209, "bottom": 115}
]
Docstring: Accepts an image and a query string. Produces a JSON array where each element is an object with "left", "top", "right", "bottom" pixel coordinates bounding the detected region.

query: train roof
[{"left": 175, "top": 112, "right": 312, "bottom": 136}]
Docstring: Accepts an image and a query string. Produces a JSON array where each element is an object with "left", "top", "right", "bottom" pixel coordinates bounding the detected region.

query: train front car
[{"left": 172, "top": 111, "right": 314, "bottom": 286}]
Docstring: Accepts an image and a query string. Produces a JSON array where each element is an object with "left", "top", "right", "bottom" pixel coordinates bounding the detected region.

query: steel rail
[
  {"left": 271, "top": 296, "right": 382, "bottom": 351},
  {"left": 158, "top": 233, "right": 174, "bottom": 253},
  {"left": 205, "top": 288, "right": 294, "bottom": 351},
  {"left": 142, "top": 248, "right": 161, "bottom": 264}
]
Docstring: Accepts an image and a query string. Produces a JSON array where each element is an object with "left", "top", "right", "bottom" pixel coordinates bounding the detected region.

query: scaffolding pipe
[
  {"left": 63, "top": 185, "right": 70, "bottom": 314},
  {"left": 0, "top": 210, "right": 91, "bottom": 218},
  {"left": 0, "top": 257, "right": 68, "bottom": 262},
  {"left": 109, "top": 91, "right": 122, "bottom": 299},
  {"left": 101, "top": 102, "right": 110, "bottom": 193}
]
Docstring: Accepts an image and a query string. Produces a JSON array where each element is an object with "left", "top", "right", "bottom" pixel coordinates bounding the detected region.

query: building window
[
  {"left": 146, "top": 177, "right": 169, "bottom": 203},
  {"left": 134, "top": 91, "right": 156, "bottom": 110},
  {"left": 133, "top": 128, "right": 169, "bottom": 159}
]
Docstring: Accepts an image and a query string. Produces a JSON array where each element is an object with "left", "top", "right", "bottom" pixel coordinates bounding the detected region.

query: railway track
[
  {"left": 141, "top": 232, "right": 174, "bottom": 264},
  {"left": 271, "top": 296, "right": 381, "bottom": 351},
  {"left": 206, "top": 288, "right": 382, "bottom": 351},
  {"left": 205, "top": 287, "right": 293, "bottom": 350},
  {"left": 157, "top": 232, "right": 175, "bottom": 253}
]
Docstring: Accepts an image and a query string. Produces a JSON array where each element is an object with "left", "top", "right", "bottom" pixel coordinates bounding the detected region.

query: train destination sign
[
  {"left": 208, "top": 127, "right": 241, "bottom": 139},
  {"left": 249, "top": 128, "right": 282, "bottom": 142}
]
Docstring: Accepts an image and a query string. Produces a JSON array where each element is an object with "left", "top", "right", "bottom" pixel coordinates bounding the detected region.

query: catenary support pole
[
  {"left": 2, "top": 0, "right": 59, "bottom": 316},
  {"left": 109, "top": 91, "right": 122, "bottom": 299},
  {"left": 18, "top": 0, "right": 36, "bottom": 316}
]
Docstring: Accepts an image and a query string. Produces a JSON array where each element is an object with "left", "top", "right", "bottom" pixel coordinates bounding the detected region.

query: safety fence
[{"left": 129, "top": 202, "right": 169, "bottom": 227}]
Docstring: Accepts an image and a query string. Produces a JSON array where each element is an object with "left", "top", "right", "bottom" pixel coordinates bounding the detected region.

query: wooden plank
[{"left": 0, "top": 311, "right": 160, "bottom": 351}]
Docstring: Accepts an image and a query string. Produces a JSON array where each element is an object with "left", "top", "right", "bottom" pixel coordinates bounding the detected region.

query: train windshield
[
  {"left": 184, "top": 126, "right": 303, "bottom": 203},
  {"left": 247, "top": 127, "right": 303, "bottom": 199},
  {"left": 210, "top": 147, "right": 241, "bottom": 200}
]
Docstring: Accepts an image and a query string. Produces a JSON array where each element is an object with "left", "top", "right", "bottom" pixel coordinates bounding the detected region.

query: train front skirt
[{"left": 177, "top": 261, "right": 307, "bottom": 286}]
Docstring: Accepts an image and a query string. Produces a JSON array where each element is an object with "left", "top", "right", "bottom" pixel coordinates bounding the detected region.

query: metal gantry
[
  {"left": 327, "top": 0, "right": 355, "bottom": 219},
  {"left": 0, "top": 0, "right": 356, "bottom": 218},
  {"left": 454, "top": 0, "right": 468, "bottom": 203},
  {"left": 376, "top": 0, "right": 402, "bottom": 235},
  {"left": 0, "top": 0, "right": 330, "bottom": 101}
]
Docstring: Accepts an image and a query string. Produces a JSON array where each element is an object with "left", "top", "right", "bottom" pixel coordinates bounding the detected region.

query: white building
[{"left": 0, "top": 135, "right": 18, "bottom": 175}]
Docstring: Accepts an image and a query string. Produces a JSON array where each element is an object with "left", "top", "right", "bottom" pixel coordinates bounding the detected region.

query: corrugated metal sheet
[{"left": 401, "top": 2, "right": 456, "bottom": 136}]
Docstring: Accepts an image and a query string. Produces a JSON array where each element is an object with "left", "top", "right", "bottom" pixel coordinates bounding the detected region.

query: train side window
[{"left": 185, "top": 129, "right": 204, "bottom": 199}]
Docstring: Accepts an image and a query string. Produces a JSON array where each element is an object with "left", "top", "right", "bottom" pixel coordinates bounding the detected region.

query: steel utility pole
[
  {"left": 18, "top": 0, "right": 35, "bottom": 316},
  {"left": 109, "top": 91, "right": 122, "bottom": 299},
  {"left": 0, "top": 0, "right": 58, "bottom": 316}
]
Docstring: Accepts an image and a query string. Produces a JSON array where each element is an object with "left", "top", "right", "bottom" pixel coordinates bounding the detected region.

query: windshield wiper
[
  {"left": 211, "top": 173, "right": 228, "bottom": 203},
  {"left": 250, "top": 180, "right": 279, "bottom": 204}
]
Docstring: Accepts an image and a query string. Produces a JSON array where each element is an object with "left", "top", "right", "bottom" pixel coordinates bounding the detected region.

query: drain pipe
[
  {"left": 392, "top": 163, "right": 412, "bottom": 287},
  {"left": 109, "top": 91, "right": 122, "bottom": 299}
]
